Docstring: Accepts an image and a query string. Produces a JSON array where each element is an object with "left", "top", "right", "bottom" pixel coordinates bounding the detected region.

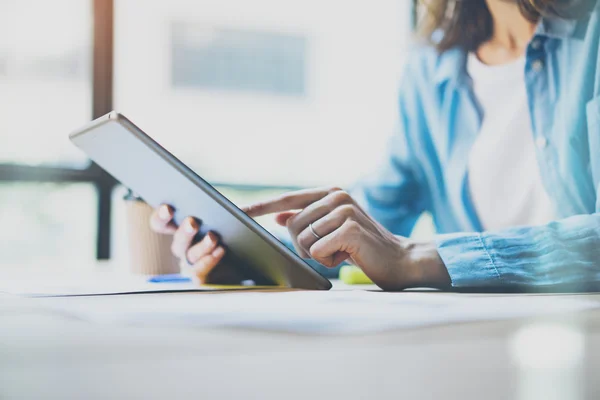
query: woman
[{"left": 151, "top": 0, "right": 600, "bottom": 290}]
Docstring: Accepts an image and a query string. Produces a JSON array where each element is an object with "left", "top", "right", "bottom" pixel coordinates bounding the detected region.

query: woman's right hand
[{"left": 149, "top": 204, "right": 226, "bottom": 284}]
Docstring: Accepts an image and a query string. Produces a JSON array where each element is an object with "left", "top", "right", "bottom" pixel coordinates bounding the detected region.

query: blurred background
[{"left": 0, "top": 0, "right": 428, "bottom": 270}]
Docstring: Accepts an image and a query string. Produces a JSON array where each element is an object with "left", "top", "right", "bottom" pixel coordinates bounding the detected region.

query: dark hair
[{"left": 418, "top": 0, "right": 592, "bottom": 52}]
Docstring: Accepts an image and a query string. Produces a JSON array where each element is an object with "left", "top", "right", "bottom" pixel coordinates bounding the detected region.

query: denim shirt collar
[
  {"left": 433, "top": 16, "right": 579, "bottom": 87},
  {"left": 433, "top": 47, "right": 467, "bottom": 88},
  {"left": 536, "top": 16, "right": 579, "bottom": 38}
]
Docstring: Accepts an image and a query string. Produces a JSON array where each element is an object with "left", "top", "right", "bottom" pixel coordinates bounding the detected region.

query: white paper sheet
[
  {"left": 0, "top": 276, "right": 261, "bottom": 297},
  {"left": 40, "top": 290, "right": 598, "bottom": 334}
]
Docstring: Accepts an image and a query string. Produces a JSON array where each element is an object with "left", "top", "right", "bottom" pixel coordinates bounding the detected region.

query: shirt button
[
  {"left": 536, "top": 136, "right": 548, "bottom": 149},
  {"left": 532, "top": 60, "right": 544, "bottom": 72},
  {"left": 530, "top": 39, "right": 542, "bottom": 50}
]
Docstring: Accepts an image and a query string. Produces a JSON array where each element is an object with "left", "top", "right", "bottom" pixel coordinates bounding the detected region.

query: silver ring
[{"left": 309, "top": 223, "right": 321, "bottom": 240}]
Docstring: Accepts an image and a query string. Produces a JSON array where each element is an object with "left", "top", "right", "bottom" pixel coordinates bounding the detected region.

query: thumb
[{"left": 275, "top": 211, "right": 298, "bottom": 227}]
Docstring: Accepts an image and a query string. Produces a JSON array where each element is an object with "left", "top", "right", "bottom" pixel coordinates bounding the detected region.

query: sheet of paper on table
[
  {"left": 39, "top": 290, "right": 598, "bottom": 335},
  {"left": 0, "top": 276, "right": 265, "bottom": 297}
]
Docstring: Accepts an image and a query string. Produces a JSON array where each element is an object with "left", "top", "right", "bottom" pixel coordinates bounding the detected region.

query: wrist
[{"left": 403, "top": 239, "right": 452, "bottom": 289}]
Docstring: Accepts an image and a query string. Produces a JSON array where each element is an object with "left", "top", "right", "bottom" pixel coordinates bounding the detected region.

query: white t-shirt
[{"left": 467, "top": 53, "right": 555, "bottom": 230}]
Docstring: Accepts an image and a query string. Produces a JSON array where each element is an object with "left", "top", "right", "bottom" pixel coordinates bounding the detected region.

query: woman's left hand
[{"left": 245, "top": 187, "right": 451, "bottom": 290}]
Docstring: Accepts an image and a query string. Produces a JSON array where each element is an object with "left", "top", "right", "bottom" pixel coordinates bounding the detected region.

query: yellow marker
[{"left": 339, "top": 265, "right": 373, "bottom": 285}]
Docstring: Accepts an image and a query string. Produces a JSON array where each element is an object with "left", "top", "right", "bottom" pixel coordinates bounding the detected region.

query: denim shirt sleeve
[
  {"left": 436, "top": 214, "right": 600, "bottom": 288},
  {"left": 352, "top": 57, "right": 429, "bottom": 237}
]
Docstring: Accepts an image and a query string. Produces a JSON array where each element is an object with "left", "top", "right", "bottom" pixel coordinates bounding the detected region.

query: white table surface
[{"left": 2, "top": 262, "right": 600, "bottom": 400}]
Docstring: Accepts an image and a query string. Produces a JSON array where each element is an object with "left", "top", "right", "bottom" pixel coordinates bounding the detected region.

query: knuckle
[
  {"left": 327, "top": 186, "right": 343, "bottom": 194},
  {"left": 344, "top": 219, "right": 361, "bottom": 234},
  {"left": 286, "top": 223, "right": 299, "bottom": 237},
  {"left": 308, "top": 246, "right": 321, "bottom": 260},
  {"left": 286, "top": 213, "right": 299, "bottom": 229},
  {"left": 329, "top": 190, "right": 351, "bottom": 205},
  {"left": 297, "top": 232, "right": 311, "bottom": 251},
  {"left": 290, "top": 236, "right": 305, "bottom": 254},
  {"left": 308, "top": 248, "right": 329, "bottom": 267},
  {"left": 336, "top": 204, "right": 356, "bottom": 218},
  {"left": 287, "top": 215, "right": 304, "bottom": 236}
]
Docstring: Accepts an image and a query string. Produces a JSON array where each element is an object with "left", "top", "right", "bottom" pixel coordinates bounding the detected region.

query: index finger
[{"left": 243, "top": 187, "right": 341, "bottom": 218}]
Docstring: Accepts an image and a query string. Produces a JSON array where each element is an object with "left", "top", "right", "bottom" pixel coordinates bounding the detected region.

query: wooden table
[{"left": 1, "top": 267, "right": 600, "bottom": 400}]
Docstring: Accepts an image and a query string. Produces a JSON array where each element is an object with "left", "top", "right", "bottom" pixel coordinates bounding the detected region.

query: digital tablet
[{"left": 69, "top": 111, "right": 332, "bottom": 290}]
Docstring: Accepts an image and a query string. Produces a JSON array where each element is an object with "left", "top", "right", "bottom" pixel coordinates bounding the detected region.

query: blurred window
[
  {"left": 0, "top": 0, "right": 98, "bottom": 269},
  {"left": 0, "top": 0, "right": 92, "bottom": 167},
  {"left": 115, "top": 0, "right": 411, "bottom": 187},
  {"left": 172, "top": 25, "right": 306, "bottom": 96}
]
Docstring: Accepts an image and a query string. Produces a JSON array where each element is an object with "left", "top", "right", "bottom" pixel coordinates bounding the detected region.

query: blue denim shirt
[{"left": 354, "top": 2, "right": 600, "bottom": 288}]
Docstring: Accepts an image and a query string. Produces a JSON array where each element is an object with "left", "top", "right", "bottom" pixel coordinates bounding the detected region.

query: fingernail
[
  {"left": 206, "top": 232, "right": 217, "bottom": 246},
  {"left": 184, "top": 218, "right": 197, "bottom": 234},
  {"left": 212, "top": 246, "right": 225, "bottom": 257},
  {"left": 158, "top": 205, "right": 171, "bottom": 220}
]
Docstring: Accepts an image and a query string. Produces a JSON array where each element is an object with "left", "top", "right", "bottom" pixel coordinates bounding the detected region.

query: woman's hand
[
  {"left": 245, "top": 187, "right": 451, "bottom": 290},
  {"left": 150, "top": 204, "right": 226, "bottom": 284}
]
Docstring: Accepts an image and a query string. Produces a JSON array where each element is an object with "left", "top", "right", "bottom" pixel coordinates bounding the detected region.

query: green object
[{"left": 339, "top": 265, "right": 373, "bottom": 285}]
